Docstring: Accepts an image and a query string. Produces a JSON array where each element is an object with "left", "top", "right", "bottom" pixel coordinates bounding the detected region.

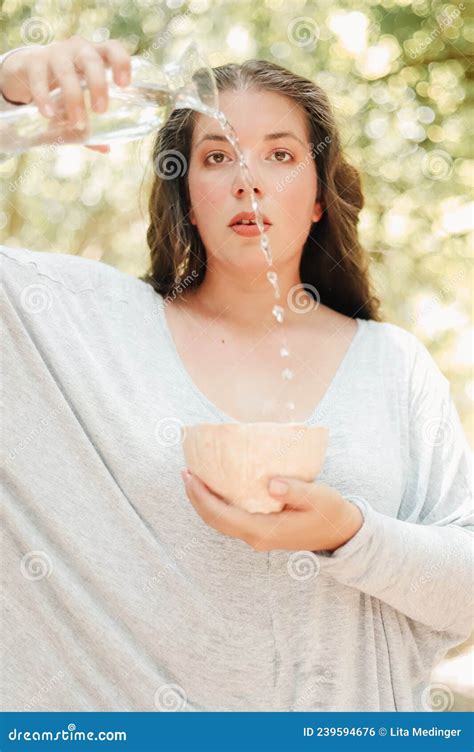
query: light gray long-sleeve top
[{"left": 1, "top": 244, "right": 472, "bottom": 712}]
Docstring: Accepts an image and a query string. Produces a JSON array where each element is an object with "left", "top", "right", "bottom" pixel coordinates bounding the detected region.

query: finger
[
  {"left": 186, "top": 474, "right": 285, "bottom": 543},
  {"left": 49, "top": 53, "right": 86, "bottom": 129},
  {"left": 191, "top": 474, "right": 227, "bottom": 502},
  {"left": 85, "top": 145, "right": 110, "bottom": 153},
  {"left": 95, "top": 40, "right": 132, "bottom": 88},
  {"left": 185, "top": 476, "right": 238, "bottom": 530},
  {"left": 27, "top": 54, "right": 55, "bottom": 118},
  {"left": 185, "top": 474, "right": 228, "bottom": 510},
  {"left": 74, "top": 48, "right": 108, "bottom": 113}
]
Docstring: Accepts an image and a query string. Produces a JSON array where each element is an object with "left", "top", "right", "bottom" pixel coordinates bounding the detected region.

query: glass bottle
[{"left": 0, "top": 42, "right": 218, "bottom": 161}]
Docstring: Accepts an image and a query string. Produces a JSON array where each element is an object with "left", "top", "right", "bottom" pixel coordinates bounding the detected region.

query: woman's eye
[
  {"left": 205, "top": 150, "right": 293, "bottom": 165},
  {"left": 205, "top": 152, "right": 230, "bottom": 165},
  {"left": 271, "top": 150, "right": 293, "bottom": 163}
]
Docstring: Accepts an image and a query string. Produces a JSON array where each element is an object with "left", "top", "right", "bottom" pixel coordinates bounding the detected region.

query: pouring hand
[{"left": 0, "top": 35, "right": 130, "bottom": 150}]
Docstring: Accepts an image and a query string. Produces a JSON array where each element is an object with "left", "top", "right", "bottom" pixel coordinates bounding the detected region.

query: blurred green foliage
[{"left": 1, "top": 0, "right": 472, "bottom": 443}]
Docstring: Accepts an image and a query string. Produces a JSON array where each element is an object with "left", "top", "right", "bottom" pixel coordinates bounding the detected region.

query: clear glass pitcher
[{"left": 0, "top": 42, "right": 219, "bottom": 161}]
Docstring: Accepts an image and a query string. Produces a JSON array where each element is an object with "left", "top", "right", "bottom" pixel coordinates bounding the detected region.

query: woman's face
[{"left": 187, "top": 87, "right": 323, "bottom": 272}]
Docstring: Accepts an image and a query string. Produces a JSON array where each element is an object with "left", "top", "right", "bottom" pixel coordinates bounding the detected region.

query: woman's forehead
[{"left": 191, "top": 87, "right": 310, "bottom": 147}]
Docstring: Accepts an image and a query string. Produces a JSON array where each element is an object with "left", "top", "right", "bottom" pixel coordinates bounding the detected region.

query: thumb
[{"left": 268, "top": 476, "right": 315, "bottom": 508}]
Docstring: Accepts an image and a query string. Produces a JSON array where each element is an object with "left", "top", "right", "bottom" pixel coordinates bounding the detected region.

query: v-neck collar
[{"left": 158, "top": 294, "right": 366, "bottom": 425}]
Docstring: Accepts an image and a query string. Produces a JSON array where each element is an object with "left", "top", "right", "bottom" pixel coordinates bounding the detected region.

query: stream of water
[{"left": 210, "top": 106, "right": 296, "bottom": 418}]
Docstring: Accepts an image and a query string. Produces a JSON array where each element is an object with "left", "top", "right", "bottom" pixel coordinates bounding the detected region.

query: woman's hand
[
  {"left": 0, "top": 35, "right": 132, "bottom": 152},
  {"left": 182, "top": 470, "right": 364, "bottom": 553}
]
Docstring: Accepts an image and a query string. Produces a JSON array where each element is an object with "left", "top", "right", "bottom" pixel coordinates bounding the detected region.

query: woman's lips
[{"left": 230, "top": 223, "right": 271, "bottom": 237}]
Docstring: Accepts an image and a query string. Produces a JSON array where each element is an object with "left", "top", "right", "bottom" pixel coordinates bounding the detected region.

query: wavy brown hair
[{"left": 141, "top": 59, "right": 382, "bottom": 321}]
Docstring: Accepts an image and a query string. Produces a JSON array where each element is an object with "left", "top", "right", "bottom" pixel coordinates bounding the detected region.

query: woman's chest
[{"left": 165, "top": 306, "right": 358, "bottom": 424}]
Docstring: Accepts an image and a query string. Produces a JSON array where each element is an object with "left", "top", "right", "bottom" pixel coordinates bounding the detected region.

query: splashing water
[{"left": 202, "top": 106, "right": 296, "bottom": 418}]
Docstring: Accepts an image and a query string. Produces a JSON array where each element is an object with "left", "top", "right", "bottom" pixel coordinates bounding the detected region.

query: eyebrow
[{"left": 195, "top": 131, "right": 306, "bottom": 148}]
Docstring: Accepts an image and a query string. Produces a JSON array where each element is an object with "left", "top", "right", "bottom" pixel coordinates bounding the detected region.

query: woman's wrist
[{"left": 326, "top": 498, "right": 364, "bottom": 552}]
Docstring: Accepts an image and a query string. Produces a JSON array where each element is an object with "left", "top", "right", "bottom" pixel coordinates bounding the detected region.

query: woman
[{"left": 1, "top": 36, "right": 472, "bottom": 713}]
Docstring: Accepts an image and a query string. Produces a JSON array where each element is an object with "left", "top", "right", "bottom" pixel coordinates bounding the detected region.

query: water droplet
[
  {"left": 272, "top": 305, "right": 284, "bottom": 323},
  {"left": 267, "top": 270, "right": 277, "bottom": 284},
  {"left": 217, "top": 111, "right": 227, "bottom": 127},
  {"left": 282, "top": 368, "right": 293, "bottom": 381},
  {"left": 280, "top": 345, "right": 290, "bottom": 357},
  {"left": 267, "top": 269, "right": 280, "bottom": 298}
]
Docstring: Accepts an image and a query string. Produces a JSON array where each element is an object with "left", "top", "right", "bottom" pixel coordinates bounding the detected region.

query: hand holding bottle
[
  {"left": 0, "top": 40, "right": 217, "bottom": 161},
  {"left": 0, "top": 35, "right": 132, "bottom": 153}
]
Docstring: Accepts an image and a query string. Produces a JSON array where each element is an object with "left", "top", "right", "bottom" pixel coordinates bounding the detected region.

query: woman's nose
[
  {"left": 231, "top": 158, "right": 265, "bottom": 197},
  {"left": 233, "top": 183, "right": 263, "bottom": 197}
]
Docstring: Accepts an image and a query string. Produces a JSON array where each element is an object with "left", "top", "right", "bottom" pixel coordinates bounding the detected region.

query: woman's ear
[
  {"left": 312, "top": 201, "right": 323, "bottom": 223},
  {"left": 190, "top": 208, "right": 197, "bottom": 225}
]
